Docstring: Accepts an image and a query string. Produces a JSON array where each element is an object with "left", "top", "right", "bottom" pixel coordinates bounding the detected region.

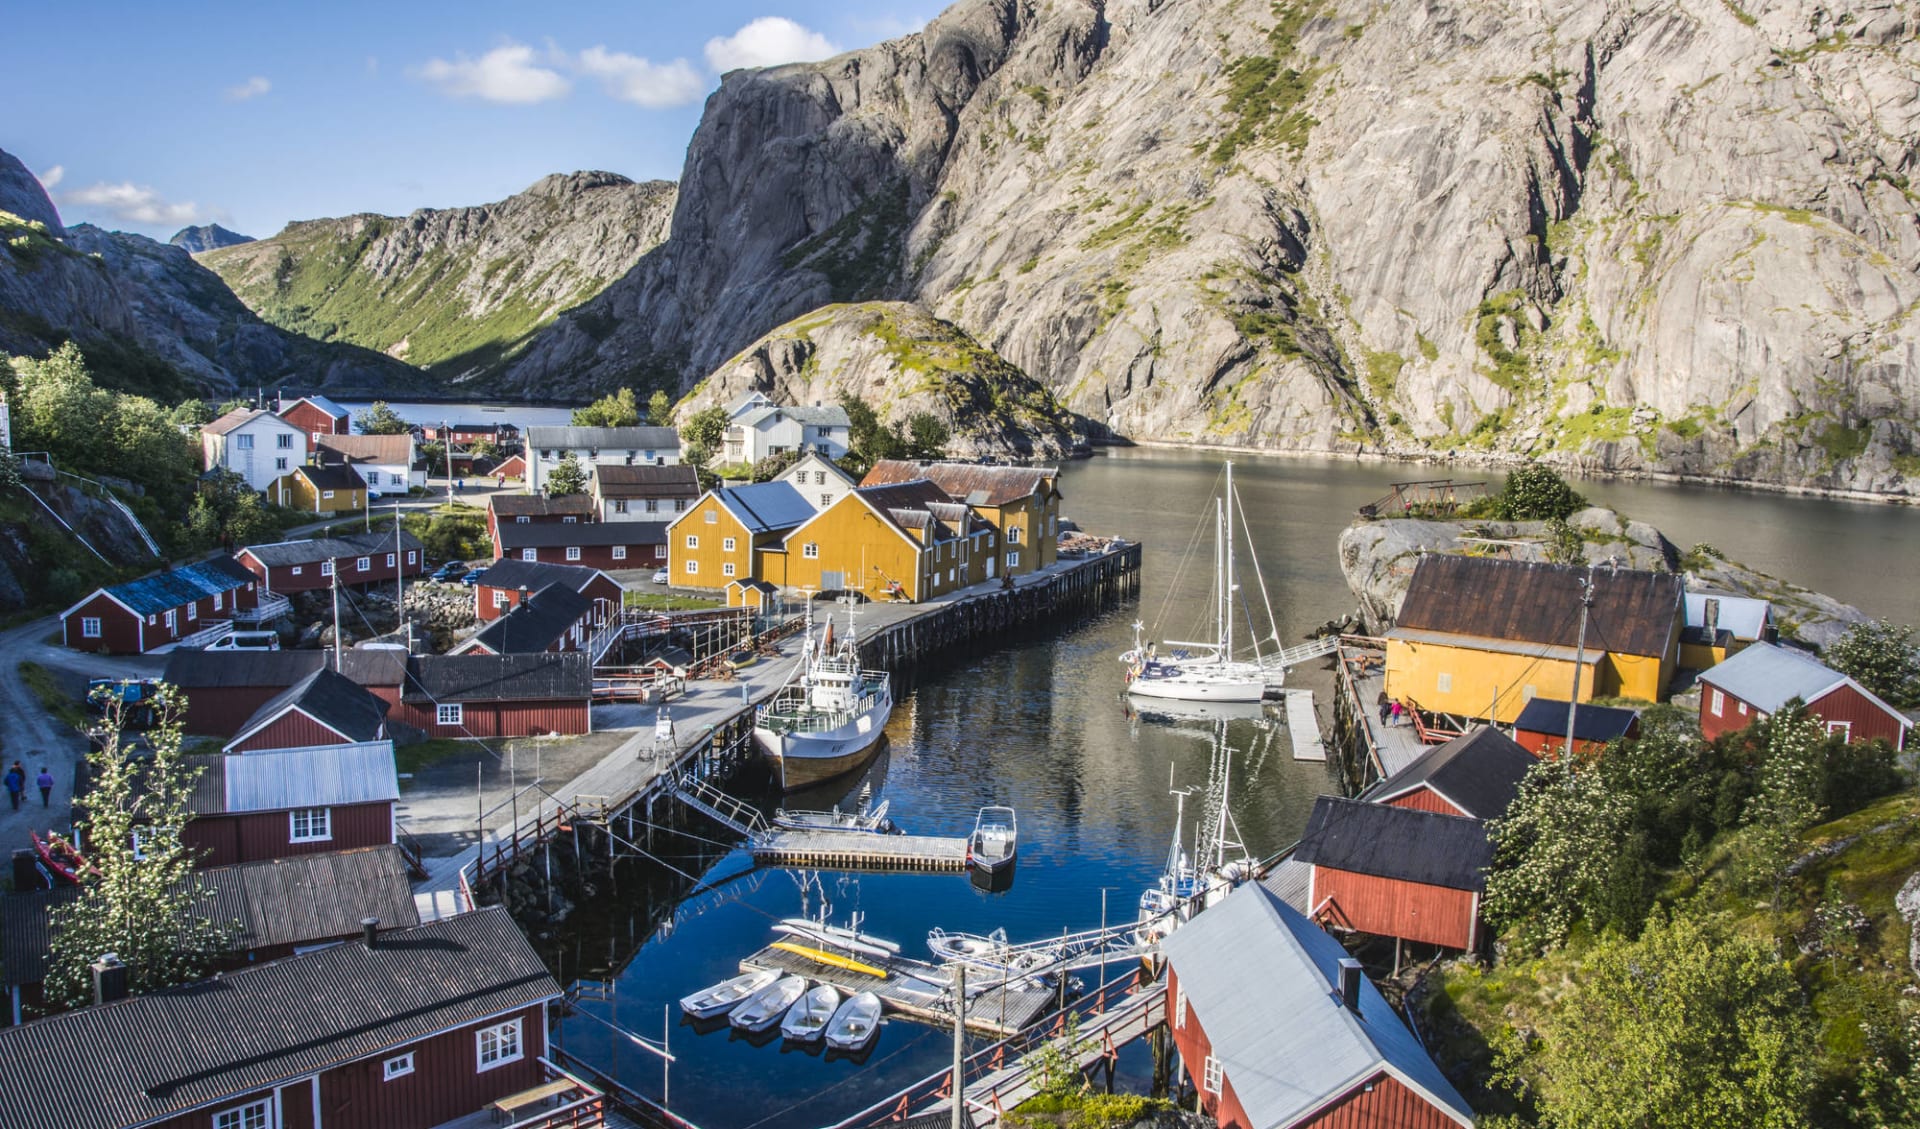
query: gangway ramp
[
  {"left": 671, "top": 775, "right": 767, "bottom": 838},
  {"left": 672, "top": 778, "right": 973, "bottom": 873}
]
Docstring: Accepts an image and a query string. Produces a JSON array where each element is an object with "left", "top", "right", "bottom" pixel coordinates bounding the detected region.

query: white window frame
[
  {"left": 477, "top": 1018, "right": 525, "bottom": 1071},
  {"left": 566, "top": 546, "right": 582, "bottom": 561},
  {"left": 685, "top": 535, "right": 699, "bottom": 549},
  {"left": 1007, "top": 526, "right": 1021, "bottom": 544},
  {"left": 723, "top": 537, "right": 737, "bottom": 552},
  {"left": 386, "top": 553, "right": 396, "bottom": 568},
  {"left": 356, "top": 557, "right": 371, "bottom": 572},
  {"left": 407, "top": 550, "right": 416, "bottom": 564},
  {"left": 291, "top": 566, "right": 304, "bottom": 576},
  {"left": 1175, "top": 987, "right": 1187, "bottom": 1028},
  {"left": 723, "top": 562, "right": 736, "bottom": 577},
  {"left": 493, "top": 590, "right": 508, "bottom": 608},
  {"left": 522, "top": 548, "right": 538, "bottom": 562},
  {"left": 1006, "top": 551, "right": 1020, "bottom": 569},
  {"left": 1202, "top": 1055, "right": 1222, "bottom": 1095},
  {"left": 81, "top": 616, "right": 102, "bottom": 638},
  {"left": 383, "top": 1052, "right": 415, "bottom": 1081},
  {"left": 212, "top": 1098, "right": 271, "bottom": 1129},
  {"left": 236, "top": 434, "right": 254, "bottom": 450},
  {"left": 1437, "top": 671, "right": 1453, "bottom": 693},
  {"left": 276, "top": 433, "right": 293, "bottom": 449},
  {"left": 132, "top": 825, "right": 175, "bottom": 861},
  {"left": 803, "top": 543, "right": 819, "bottom": 559},
  {"left": 322, "top": 490, "right": 334, "bottom": 500},
  {"left": 614, "top": 499, "right": 628, "bottom": 513},
  {"left": 612, "top": 545, "right": 627, "bottom": 560},
  {"left": 704, "top": 509, "right": 717, "bottom": 524},
  {"left": 516, "top": 515, "right": 531, "bottom": 524},
  {"left": 1710, "top": 688, "right": 1724, "bottom": 717},
  {"left": 645, "top": 499, "right": 659, "bottom": 513},
  {"left": 674, "top": 500, "right": 688, "bottom": 512},
  {"left": 289, "top": 807, "right": 331, "bottom": 843},
  {"left": 685, "top": 560, "right": 698, "bottom": 574},
  {"left": 321, "top": 560, "right": 335, "bottom": 576},
  {"left": 187, "top": 603, "right": 197, "bottom": 621},
  {"left": 1827, "top": 720, "right": 1852, "bottom": 741},
  {"left": 438, "top": 703, "right": 464, "bottom": 726},
  {"left": 563, "top": 516, "right": 578, "bottom": 524},
  {"left": 164, "top": 609, "right": 176, "bottom": 631}
]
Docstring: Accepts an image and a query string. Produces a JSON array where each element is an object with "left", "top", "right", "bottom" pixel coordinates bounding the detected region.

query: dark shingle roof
[
  {"left": 404, "top": 653, "right": 592, "bottom": 703},
  {"left": 593, "top": 463, "right": 700, "bottom": 497},
  {"left": 165, "top": 649, "right": 327, "bottom": 688},
  {"left": 1395, "top": 555, "right": 1683, "bottom": 658},
  {"left": 472, "top": 558, "right": 612, "bottom": 595},
  {"left": 1513, "top": 698, "right": 1642, "bottom": 743},
  {"left": 87, "top": 558, "right": 254, "bottom": 618},
  {"left": 490, "top": 493, "right": 595, "bottom": 519},
  {"left": 0, "top": 906, "right": 557, "bottom": 1129},
  {"left": 862, "top": 460, "right": 1059, "bottom": 506},
  {"left": 239, "top": 530, "right": 423, "bottom": 568},
  {"left": 493, "top": 521, "right": 670, "bottom": 550},
  {"left": 1360, "top": 726, "right": 1537, "bottom": 819},
  {"left": 466, "top": 584, "right": 592, "bottom": 654},
  {"left": 228, "top": 668, "right": 389, "bottom": 748},
  {"left": 292, "top": 463, "right": 366, "bottom": 491},
  {"left": 1295, "top": 796, "right": 1493, "bottom": 892}
]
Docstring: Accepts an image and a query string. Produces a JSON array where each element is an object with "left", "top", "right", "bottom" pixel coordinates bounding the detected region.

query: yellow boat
[{"left": 770, "top": 941, "right": 888, "bottom": 979}]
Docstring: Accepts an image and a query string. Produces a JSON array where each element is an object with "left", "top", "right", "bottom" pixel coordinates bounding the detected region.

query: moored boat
[
  {"left": 772, "top": 796, "right": 898, "bottom": 835},
  {"left": 679, "top": 968, "right": 780, "bottom": 1020},
  {"left": 780, "top": 983, "right": 843, "bottom": 1042},
  {"left": 729, "top": 975, "right": 809, "bottom": 1032},
  {"left": 825, "top": 991, "right": 884, "bottom": 1052},
  {"left": 967, "top": 806, "right": 1018, "bottom": 874},
  {"left": 927, "top": 926, "right": 1060, "bottom": 982},
  {"left": 773, "top": 912, "right": 902, "bottom": 961},
  {"left": 755, "top": 602, "right": 893, "bottom": 791}
]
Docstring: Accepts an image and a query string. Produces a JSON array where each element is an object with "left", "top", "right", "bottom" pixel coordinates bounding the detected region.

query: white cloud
[
  {"left": 704, "top": 17, "right": 839, "bottom": 72},
  {"left": 573, "top": 46, "right": 705, "bottom": 107},
  {"left": 414, "top": 43, "right": 570, "bottom": 104},
  {"left": 224, "top": 75, "right": 271, "bottom": 102},
  {"left": 61, "top": 182, "right": 206, "bottom": 227},
  {"left": 37, "top": 164, "right": 64, "bottom": 190}
]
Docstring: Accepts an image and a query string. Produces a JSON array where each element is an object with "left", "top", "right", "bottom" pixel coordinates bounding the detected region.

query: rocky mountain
[
  {"left": 681, "top": 301, "right": 1084, "bottom": 458},
  {"left": 0, "top": 147, "right": 425, "bottom": 398},
  {"left": 497, "top": 0, "right": 1920, "bottom": 497},
  {"left": 169, "top": 223, "right": 254, "bottom": 253},
  {"left": 201, "top": 172, "right": 677, "bottom": 383}
]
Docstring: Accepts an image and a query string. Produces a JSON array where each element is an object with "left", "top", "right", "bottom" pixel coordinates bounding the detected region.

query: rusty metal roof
[
  {"left": 1395, "top": 555, "right": 1683, "bottom": 658},
  {"left": 862, "top": 460, "right": 1059, "bottom": 506}
]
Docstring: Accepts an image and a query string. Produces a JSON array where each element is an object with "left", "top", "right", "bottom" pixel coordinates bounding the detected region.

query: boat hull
[
  {"left": 1126, "top": 663, "right": 1267, "bottom": 703},
  {"left": 755, "top": 697, "right": 893, "bottom": 791}
]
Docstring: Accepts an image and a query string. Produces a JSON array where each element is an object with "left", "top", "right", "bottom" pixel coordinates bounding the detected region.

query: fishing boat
[
  {"left": 780, "top": 983, "right": 843, "bottom": 1043},
  {"left": 773, "top": 796, "right": 899, "bottom": 835},
  {"left": 755, "top": 601, "right": 894, "bottom": 791},
  {"left": 1121, "top": 462, "right": 1283, "bottom": 702},
  {"left": 825, "top": 991, "right": 884, "bottom": 1052},
  {"left": 966, "top": 806, "right": 1018, "bottom": 874},
  {"left": 1134, "top": 722, "right": 1257, "bottom": 946},
  {"left": 927, "top": 926, "right": 1061, "bottom": 982},
  {"left": 730, "top": 975, "right": 809, "bottom": 1033},
  {"left": 679, "top": 968, "right": 780, "bottom": 1020}
]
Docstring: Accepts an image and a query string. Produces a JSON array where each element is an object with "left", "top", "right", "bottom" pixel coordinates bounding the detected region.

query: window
[
  {"left": 1710, "top": 688, "right": 1724, "bottom": 717},
  {"left": 132, "top": 826, "right": 175, "bottom": 860},
  {"left": 186, "top": 603, "right": 197, "bottom": 621},
  {"left": 407, "top": 551, "right": 416, "bottom": 564},
  {"left": 275, "top": 457, "right": 289, "bottom": 471},
  {"left": 1827, "top": 720, "right": 1853, "bottom": 741},
  {"left": 705, "top": 509, "right": 717, "bottom": 523},
  {"left": 516, "top": 515, "right": 531, "bottom": 524},
  {"left": 81, "top": 616, "right": 102, "bottom": 638},
  {"left": 1436, "top": 672, "right": 1453, "bottom": 693},
  {"left": 1738, "top": 701, "right": 1749, "bottom": 715},
  {"left": 236, "top": 434, "right": 254, "bottom": 450},
  {"left": 276, "top": 434, "right": 293, "bottom": 449},
  {"left": 540, "top": 450, "right": 552, "bottom": 460},
  {"left": 655, "top": 545, "right": 668, "bottom": 559},
  {"left": 723, "top": 537, "right": 736, "bottom": 552},
  {"left": 213, "top": 1098, "right": 270, "bottom": 1129},
  {"left": 1007, "top": 526, "right": 1021, "bottom": 544},
  {"left": 563, "top": 516, "right": 578, "bottom": 524},
  {"left": 164, "top": 609, "right": 176, "bottom": 630},
  {"left": 803, "top": 543, "right": 819, "bottom": 559},
  {"left": 438, "top": 703, "right": 464, "bottom": 726},
  {"left": 685, "top": 560, "right": 698, "bottom": 574},
  {"left": 821, "top": 494, "right": 833, "bottom": 508},
  {"left": 614, "top": 499, "right": 628, "bottom": 513},
  {"left": 723, "top": 562, "right": 736, "bottom": 577},
  {"left": 1202, "top": 1055, "right": 1222, "bottom": 1095},
  {"left": 321, "top": 560, "right": 334, "bottom": 576},
  {"left": 383, "top": 1052, "right": 415, "bottom": 1080},
  {"left": 356, "top": 557, "right": 371, "bottom": 572},
  {"left": 477, "top": 1018, "right": 524, "bottom": 1070},
  {"left": 212, "top": 593, "right": 223, "bottom": 611},
  {"left": 1006, "top": 551, "right": 1021, "bottom": 569},
  {"left": 674, "top": 500, "right": 688, "bottom": 512},
  {"left": 1175, "top": 987, "right": 1187, "bottom": 1028},
  {"left": 685, "top": 535, "right": 699, "bottom": 549},
  {"left": 566, "top": 546, "right": 582, "bottom": 561},
  {"left": 291, "top": 566, "right": 304, "bottom": 576},
  {"left": 390, "top": 472, "right": 405, "bottom": 487},
  {"left": 289, "top": 807, "right": 331, "bottom": 843},
  {"left": 814, "top": 471, "right": 826, "bottom": 485},
  {"left": 493, "top": 590, "right": 508, "bottom": 608},
  {"left": 612, "top": 545, "right": 627, "bottom": 560},
  {"left": 322, "top": 490, "right": 334, "bottom": 500},
  {"left": 386, "top": 553, "right": 396, "bottom": 567},
  {"left": 949, "top": 568, "right": 956, "bottom": 583},
  {"left": 645, "top": 499, "right": 659, "bottom": 513},
  {"left": 522, "top": 548, "right": 537, "bottom": 562}
]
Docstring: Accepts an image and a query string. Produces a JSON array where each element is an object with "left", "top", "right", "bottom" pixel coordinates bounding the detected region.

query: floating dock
[
  {"left": 1284, "top": 688, "right": 1326, "bottom": 761},
  {"left": 749, "top": 831, "right": 968, "bottom": 872},
  {"left": 738, "top": 943, "right": 1057, "bottom": 1037}
]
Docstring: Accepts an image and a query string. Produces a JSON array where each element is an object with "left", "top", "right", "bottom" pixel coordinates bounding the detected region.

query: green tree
[
  {"left": 43, "top": 685, "right": 234, "bottom": 1008},
  {"left": 904, "top": 412, "right": 951, "bottom": 459},
  {"left": 417, "top": 440, "right": 447, "bottom": 473},
  {"left": 353, "top": 401, "right": 412, "bottom": 435},
  {"left": 1825, "top": 620, "right": 1920, "bottom": 708},
  {"left": 1484, "top": 755, "right": 1635, "bottom": 952},
  {"left": 168, "top": 398, "right": 216, "bottom": 427},
  {"left": 573, "top": 387, "right": 641, "bottom": 428},
  {"left": 11, "top": 343, "right": 199, "bottom": 520},
  {"left": 1738, "top": 703, "right": 1833, "bottom": 895},
  {"left": 1497, "top": 462, "right": 1586, "bottom": 521},
  {"left": 750, "top": 449, "right": 802, "bottom": 482},
  {"left": 545, "top": 452, "right": 589, "bottom": 496},
  {"left": 647, "top": 389, "right": 674, "bottom": 426},
  {"left": 1508, "top": 910, "right": 1813, "bottom": 1129},
  {"left": 467, "top": 436, "right": 500, "bottom": 460},
  {"left": 185, "top": 470, "right": 283, "bottom": 551},
  {"left": 679, "top": 406, "right": 729, "bottom": 467}
]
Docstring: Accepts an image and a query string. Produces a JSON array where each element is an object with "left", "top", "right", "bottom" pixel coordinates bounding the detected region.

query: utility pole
[
  {"left": 951, "top": 965, "right": 966, "bottom": 1129},
  {"left": 1564, "top": 561, "right": 1599, "bottom": 759},
  {"left": 329, "top": 560, "right": 341, "bottom": 671},
  {"left": 444, "top": 420, "right": 455, "bottom": 509},
  {"left": 394, "top": 502, "right": 404, "bottom": 647}
]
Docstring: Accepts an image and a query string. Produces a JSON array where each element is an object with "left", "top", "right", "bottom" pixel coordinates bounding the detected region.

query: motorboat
[
  {"left": 967, "top": 806, "right": 1018, "bottom": 874},
  {"left": 729, "top": 975, "right": 809, "bottom": 1033},
  {"left": 755, "top": 602, "right": 894, "bottom": 791},
  {"left": 678, "top": 968, "right": 779, "bottom": 1020},
  {"left": 780, "top": 983, "right": 843, "bottom": 1043},
  {"left": 773, "top": 796, "right": 899, "bottom": 835},
  {"left": 825, "top": 991, "right": 884, "bottom": 1053},
  {"left": 927, "top": 926, "right": 1061, "bottom": 982}
]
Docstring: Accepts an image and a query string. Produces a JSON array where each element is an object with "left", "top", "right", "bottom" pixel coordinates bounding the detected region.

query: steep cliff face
[
  {"left": 502, "top": 0, "right": 1920, "bottom": 496},
  {"left": 680, "top": 301, "right": 1084, "bottom": 458},
  {"left": 202, "top": 172, "right": 677, "bottom": 382}
]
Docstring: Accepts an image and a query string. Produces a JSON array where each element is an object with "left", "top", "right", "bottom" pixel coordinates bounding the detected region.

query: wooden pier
[
  {"left": 1283, "top": 688, "right": 1326, "bottom": 761},
  {"left": 750, "top": 831, "right": 968, "bottom": 872},
  {"left": 737, "top": 944, "right": 1057, "bottom": 1037}
]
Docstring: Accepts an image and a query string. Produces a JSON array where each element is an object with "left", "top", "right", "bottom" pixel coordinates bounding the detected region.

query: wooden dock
[
  {"left": 737, "top": 944, "right": 1057, "bottom": 1037},
  {"left": 1283, "top": 688, "right": 1325, "bottom": 761},
  {"left": 749, "top": 831, "right": 969, "bottom": 872}
]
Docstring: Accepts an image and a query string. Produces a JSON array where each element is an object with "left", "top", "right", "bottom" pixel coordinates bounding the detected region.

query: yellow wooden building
[
  {"left": 665, "top": 481, "right": 815, "bottom": 592},
  {"left": 1384, "top": 555, "right": 1685, "bottom": 724},
  {"left": 265, "top": 463, "right": 367, "bottom": 515},
  {"left": 862, "top": 461, "right": 1061, "bottom": 579},
  {"left": 774, "top": 479, "right": 978, "bottom": 602}
]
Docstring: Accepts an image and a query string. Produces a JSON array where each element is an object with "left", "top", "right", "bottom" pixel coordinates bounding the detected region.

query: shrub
[{"left": 1497, "top": 463, "right": 1585, "bottom": 521}]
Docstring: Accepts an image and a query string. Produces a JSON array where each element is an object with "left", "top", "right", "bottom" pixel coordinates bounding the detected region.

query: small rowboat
[
  {"left": 31, "top": 831, "right": 94, "bottom": 885},
  {"left": 770, "top": 941, "right": 888, "bottom": 979},
  {"left": 780, "top": 983, "right": 843, "bottom": 1043},
  {"left": 825, "top": 991, "right": 884, "bottom": 1053},
  {"left": 679, "top": 968, "right": 779, "bottom": 1020},
  {"left": 773, "top": 916, "right": 901, "bottom": 961},
  {"left": 730, "top": 975, "right": 808, "bottom": 1033}
]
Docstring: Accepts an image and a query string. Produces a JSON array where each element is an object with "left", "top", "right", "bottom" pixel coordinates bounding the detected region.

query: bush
[
  {"left": 1824, "top": 620, "right": 1920, "bottom": 708},
  {"left": 1496, "top": 463, "right": 1585, "bottom": 521}
]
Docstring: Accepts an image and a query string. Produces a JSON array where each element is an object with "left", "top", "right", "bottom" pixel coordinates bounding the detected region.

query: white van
[{"left": 204, "top": 631, "right": 281, "bottom": 652}]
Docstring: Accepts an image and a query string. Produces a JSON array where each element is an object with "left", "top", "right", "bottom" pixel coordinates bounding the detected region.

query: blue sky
[{"left": 3, "top": 1, "right": 944, "bottom": 239}]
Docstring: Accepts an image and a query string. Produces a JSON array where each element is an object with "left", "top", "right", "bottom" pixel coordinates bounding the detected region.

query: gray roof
[
  {"left": 1512, "top": 698, "right": 1641, "bottom": 743},
  {"left": 0, "top": 906, "right": 557, "bottom": 1129},
  {"left": 188, "top": 742, "right": 400, "bottom": 815},
  {"left": 239, "top": 530, "right": 423, "bottom": 568},
  {"left": 711, "top": 480, "right": 814, "bottom": 534},
  {"left": 786, "top": 404, "right": 849, "bottom": 428},
  {"left": 592, "top": 462, "right": 700, "bottom": 497},
  {"left": 1160, "top": 885, "right": 1475, "bottom": 1129},
  {"left": 227, "top": 668, "right": 390, "bottom": 750},
  {"left": 290, "top": 394, "right": 349, "bottom": 420},
  {"left": 473, "top": 558, "right": 614, "bottom": 595},
  {"left": 1698, "top": 640, "right": 1907, "bottom": 722},
  {"left": 1684, "top": 591, "right": 1772, "bottom": 640},
  {"left": 466, "top": 584, "right": 592, "bottom": 655},
  {"left": 1359, "top": 725, "right": 1537, "bottom": 819},
  {"left": 490, "top": 493, "right": 596, "bottom": 519},
  {"left": 405, "top": 653, "right": 592, "bottom": 703},
  {"left": 1295, "top": 796, "right": 1493, "bottom": 892},
  {"left": 494, "top": 521, "right": 670, "bottom": 550},
  {"left": 526, "top": 425, "right": 680, "bottom": 451},
  {"left": 82, "top": 558, "right": 254, "bottom": 618},
  {"left": 161, "top": 649, "right": 403, "bottom": 690}
]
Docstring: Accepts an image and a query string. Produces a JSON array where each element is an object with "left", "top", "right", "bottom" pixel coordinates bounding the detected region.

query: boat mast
[{"left": 1223, "top": 461, "right": 1236, "bottom": 659}]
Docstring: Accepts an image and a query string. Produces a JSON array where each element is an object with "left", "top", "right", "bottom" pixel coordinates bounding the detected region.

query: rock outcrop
[
  {"left": 497, "top": 0, "right": 1920, "bottom": 498},
  {"left": 680, "top": 301, "right": 1086, "bottom": 459},
  {"left": 169, "top": 224, "right": 254, "bottom": 254},
  {"left": 201, "top": 172, "right": 677, "bottom": 382}
]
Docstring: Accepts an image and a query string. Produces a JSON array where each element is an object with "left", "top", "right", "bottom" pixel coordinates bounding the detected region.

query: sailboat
[
  {"left": 1134, "top": 722, "right": 1257, "bottom": 946},
  {"left": 1121, "top": 462, "right": 1282, "bottom": 702},
  {"left": 754, "top": 600, "right": 894, "bottom": 791}
]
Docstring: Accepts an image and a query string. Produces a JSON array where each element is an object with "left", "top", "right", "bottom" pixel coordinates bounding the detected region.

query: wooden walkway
[
  {"left": 1283, "top": 688, "right": 1325, "bottom": 761},
  {"left": 737, "top": 944, "right": 1055, "bottom": 1037},
  {"left": 750, "top": 831, "right": 967, "bottom": 871}
]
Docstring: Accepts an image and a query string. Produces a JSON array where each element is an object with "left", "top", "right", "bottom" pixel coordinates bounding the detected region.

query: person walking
[
  {"left": 36, "top": 765, "right": 54, "bottom": 808},
  {"left": 3, "top": 762, "right": 23, "bottom": 811}
]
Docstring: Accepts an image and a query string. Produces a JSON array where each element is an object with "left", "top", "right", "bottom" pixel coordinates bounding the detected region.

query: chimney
[
  {"left": 1337, "top": 958, "right": 1363, "bottom": 1015},
  {"left": 518, "top": 585, "right": 530, "bottom": 607},
  {"left": 362, "top": 917, "right": 380, "bottom": 948},
  {"left": 92, "top": 953, "right": 129, "bottom": 1005}
]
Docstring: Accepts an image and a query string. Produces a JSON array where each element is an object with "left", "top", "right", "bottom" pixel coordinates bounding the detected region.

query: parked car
[
  {"left": 203, "top": 631, "right": 281, "bottom": 652},
  {"left": 651, "top": 568, "right": 670, "bottom": 584},
  {"left": 429, "top": 561, "right": 467, "bottom": 583},
  {"left": 86, "top": 678, "right": 159, "bottom": 728},
  {"left": 461, "top": 568, "right": 488, "bottom": 587}
]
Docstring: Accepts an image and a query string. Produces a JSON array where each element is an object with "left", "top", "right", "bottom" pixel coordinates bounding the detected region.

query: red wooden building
[
  {"left": 451, "top": 584, "right": 597, "bottom": 656},
  {"left": 223, "top": 668, "right": 391, "bottom": 754},
  {"left": 276, "top": 394, "right": 351, "bottom": 451},
  {"left": 486, "top": 493, "right": 594, "bottom": 546},
  {"left": 181, "top": 742, "right": 400, "bottom": 867},
  {"left": 491, "top": 452, "right": 528, "bottom": 482},
  {"left": 492, "top": 519, "right": 670, "bottom": 570},
  {"left": 471, "top": 558, "right": 625, "bottom": 621},
  {"left": 236, "top": 530, "right": 426, "bottom": 594},
  {"left": 1697, "top": 640, "right": 1911, "bottom": 750},
  {"left": 1296, "top": 796, "right": 1493, "bottom": 951},
  {"left": 1512, "top": 698, "right": 1641, "bottom": 758},
  {"left": 1361, "top": 725, "right": 1537, "bottom": 819},
  {"left": 163, "top": 649, "right": 407, "bottom": 737},
  {"left": 1160, "top": 884, "right": 1475, "bottom": 1129},
  {"left": 392, "top": 653, "right": 593, "bottom": 738},
  {"left": 0, "top": 907, "right": 600, "bottom": 1129},
  {"left": 61, "top": 558, "right": 259, "bottom": 654},
  {"left": 422, "top": 421, "right": 517, "bottom": 446}
]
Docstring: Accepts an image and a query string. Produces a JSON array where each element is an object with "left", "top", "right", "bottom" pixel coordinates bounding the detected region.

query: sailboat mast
[
  {"left": 1214, "top": 498, "right": 1227, "bottom": 656},
  {"left": 1224, "top": 462, "right": 1236, "bottom": 658}
]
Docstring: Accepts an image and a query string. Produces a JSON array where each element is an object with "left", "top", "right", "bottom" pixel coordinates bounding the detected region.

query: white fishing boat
[
  {"left": 780, "top": 983, "right": 843, "bottom": 1042},
  {"left": 1135, "top": 722, "right": 1257, "bottom": 947},
  {"left": 729, "top": 975, "right": 809, "bottom": 1032},
  {"left": 773, "top": 796, "right": 898, "bottom": 835},
  {"left": 755, "top": 601, "right": 894, "bottom": 791},
  {"left": 966, "top": 806, "right": 1018, "bottom": 874},
  {"left": 1122, "top": 462, "right": 1283, "bottom": 702},
  {"left": 679, "top": 968, "right": 780, "bottom": 1020},
  {"left": 927, "top": 926, "right": 1061, "bottom": 982},
  {"left": 825, "top": 991, "right": 884, "bottom": 1052}
]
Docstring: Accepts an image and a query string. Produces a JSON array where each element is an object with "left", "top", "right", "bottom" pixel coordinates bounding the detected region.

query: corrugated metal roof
[
  {"left": 1512, "top": 698, "right": 1640, "bottom": 743},
  {"left": 239, "top": 529, "right": 423, "bottom": 568},
  {"left": 1684, "top": 591, "right": 1772, "bottom": 640},
  {"left": 714, "top": 481, "right": 814, "bottom": 533},
  {"left": 405, "top": 653, "right": 591, "bottom": 703},
  {"left": 1697, "top": 640, "right": 1907, "bottom": 723},
  {"left": 1295, "top": 796, "right": 1492, "bottom": 891},
  {"left": 0, "top": 906, "right": 557, "bottom": 1129},
  {"left": 525, "top": 425, "right": 680, "bottom": 450},
  {"left": 467, "top": 584, "right": 592, "bottom": 655},
  {"left": 189, "top": 742, "right": 399, "bottom": 814},
  {"left": 592, "top": 463, "right": 700, "bottom": 497},
  {"left": 1358, "top": 726, "right": 1537, "bottom": 819},
  {"left": 97, "top": 558, "right": 254, "bottom": 617},
  {"left": 861, "top": 460, "right": 1059, "bottom": 506},
  {"left": 1159, "top": 885, "right": 1475, "bottom": 1129},
  {"left": 291, "top": 394, "right": 349, "bottom": 420},
  {"left": 227, "top": 668, "right": 390, "bottom": 750},
  {"left": 1396, "top": 555, "right": 1683, "bottom": 658},
  {"left": 490, "top": 493, "right": 596, "bottom": 518},
  {"left": 493, "top": 521, "right": 669, "bottom": 549}
]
